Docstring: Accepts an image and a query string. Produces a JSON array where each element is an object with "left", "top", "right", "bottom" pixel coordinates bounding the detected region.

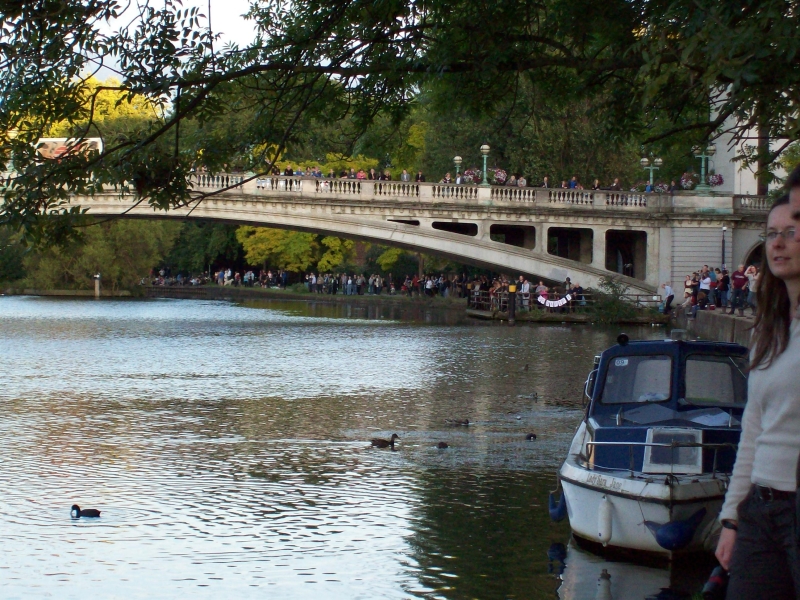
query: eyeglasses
[{"left": 760, "top": 228, "right": 798, "bottom": 243}]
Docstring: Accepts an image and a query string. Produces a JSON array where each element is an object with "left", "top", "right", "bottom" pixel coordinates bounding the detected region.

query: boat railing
[{"left": 584, "top": 441, "right": 738, "bottom": 479}]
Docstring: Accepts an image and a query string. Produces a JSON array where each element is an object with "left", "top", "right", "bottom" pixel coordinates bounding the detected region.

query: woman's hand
[{"left": 715, "top": 527, "right": 737, "bottom": 570}]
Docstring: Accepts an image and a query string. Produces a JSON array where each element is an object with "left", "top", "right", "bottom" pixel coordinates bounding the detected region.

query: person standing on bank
[
  {"left": 729, "top": 264, "right": 748, "bottom": 316},
  {"left": 715, "top": 192, "right": 800, "bottom": 598},
  {"left": 661, "top": 282, "right": 674, "bottom": 314}
]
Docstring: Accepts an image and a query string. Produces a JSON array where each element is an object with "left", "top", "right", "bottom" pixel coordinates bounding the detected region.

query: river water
[{"left": 0, "top": 296, "right": 705, "bottom": 599}]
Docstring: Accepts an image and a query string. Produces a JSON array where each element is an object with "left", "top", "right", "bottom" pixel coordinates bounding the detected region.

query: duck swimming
[
  {"left": 445, "top": 419, "right": 469, "bottom": 426},
  {"left": 71, "top": 504, "right": 101, "bottom": 518},
  {"left": 437, "top": 442, "right": 449, "bottom": 449},
  {"left": 526, "top": 433, "right": 537, "bottom": 441},
  {"left": 371, "top": 434, "right": 399, "bottom": 449}
]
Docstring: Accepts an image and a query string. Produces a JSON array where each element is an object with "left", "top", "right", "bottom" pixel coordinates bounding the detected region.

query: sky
[
  {"left": 178, "top": 0, "right": 257, "bottom": 46},
  {"left": 94, "top": 0, "right": 257, "bottom": 79}
]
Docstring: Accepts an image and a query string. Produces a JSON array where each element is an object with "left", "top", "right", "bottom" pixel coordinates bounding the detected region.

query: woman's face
[{"left": 766, "top": 203, "right": 800, "bottom": 284}]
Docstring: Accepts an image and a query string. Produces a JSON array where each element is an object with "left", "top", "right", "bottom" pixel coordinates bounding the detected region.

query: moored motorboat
[{"left": 551, "top": 333, "right": 748, "bottom": 558}]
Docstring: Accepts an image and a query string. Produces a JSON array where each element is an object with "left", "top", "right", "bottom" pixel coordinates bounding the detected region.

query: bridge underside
[{"left": 76, "top": 193, "right": 661, "bottom": 294}]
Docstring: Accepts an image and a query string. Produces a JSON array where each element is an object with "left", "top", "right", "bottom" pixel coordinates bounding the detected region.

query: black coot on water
[{"left": 71, "top": 504, "right": 101, "bottom": 518}]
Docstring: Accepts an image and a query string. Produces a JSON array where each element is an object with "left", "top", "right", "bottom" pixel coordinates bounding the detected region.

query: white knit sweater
[{"left": 720, "top": 318, "right": 800, "bottom": 521}]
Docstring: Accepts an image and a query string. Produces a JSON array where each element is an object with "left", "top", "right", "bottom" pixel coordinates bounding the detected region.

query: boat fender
[
  {"left": 644, "top": 507, "right": 707, "bottom": 552},
  {"left": 548, "top": 490, "right": 568, "bottom": 522},
  {"left": 596, "top": 568, "right": 612, "bottom": 600},
  {"left": 598, "top": 496, "right": 612, "bottom": 546}
]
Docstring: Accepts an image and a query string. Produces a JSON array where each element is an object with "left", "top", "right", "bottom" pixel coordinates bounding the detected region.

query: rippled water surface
[{"left": 1, "top": 296, "right": 680, "bottom": 599}]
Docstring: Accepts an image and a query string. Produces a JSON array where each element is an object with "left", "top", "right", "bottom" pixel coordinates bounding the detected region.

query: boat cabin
[{"left": 583, "top": 337, "right": 748, "bottom": 475}]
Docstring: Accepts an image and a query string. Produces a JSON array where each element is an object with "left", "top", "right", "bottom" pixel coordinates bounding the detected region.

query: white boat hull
[{"left": 559, "top": 427, "right": 727, "bottom": 556}]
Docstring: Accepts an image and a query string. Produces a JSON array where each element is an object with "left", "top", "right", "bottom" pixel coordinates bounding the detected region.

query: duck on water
[{"left": 371, "top": 434, "right": 400, "bottom": 449}]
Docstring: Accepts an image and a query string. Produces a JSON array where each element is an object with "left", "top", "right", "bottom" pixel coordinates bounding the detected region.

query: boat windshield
[
  {"left": 682, "top": 354, "right": 748, "bottom": 407},
  {"left": 600, "top": 355, "right": 672, "bottom": 404}
]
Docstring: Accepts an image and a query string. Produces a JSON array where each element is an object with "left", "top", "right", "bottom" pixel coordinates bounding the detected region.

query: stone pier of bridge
[{"left": 66, "top": 175, "right": 770, "bottom": 295}]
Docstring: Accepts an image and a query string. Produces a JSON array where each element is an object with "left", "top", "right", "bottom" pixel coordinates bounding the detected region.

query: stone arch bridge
[{"left": 71, "top": 175, "right": 770, "bottom": 294}]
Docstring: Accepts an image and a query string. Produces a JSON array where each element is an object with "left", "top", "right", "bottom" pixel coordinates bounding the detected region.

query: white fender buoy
[
  {"left": 598, "top": 495, "right": 612, "bottom": 546},
  {"left": 595, "top": 568, "right": 613, "bottom": 600}
]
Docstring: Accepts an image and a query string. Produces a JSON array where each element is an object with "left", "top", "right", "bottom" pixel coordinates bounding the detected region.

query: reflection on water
[
  {"left": 554, "top": 540, "right": 714, "bottom": 599},
  {"left": 1, "top": 296, "right": 674, "bottom": 599}
]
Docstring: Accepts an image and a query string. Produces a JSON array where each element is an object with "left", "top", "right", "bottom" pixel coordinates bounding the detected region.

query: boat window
[
  {"left": 600, "top": 355, "right": 672, "bottom": 404},
  {"left": 684, "top": 354, "right": 748, "bottom": 407},
  {"left": 643, "top": 427, "right": 703, "bottom": 474}
]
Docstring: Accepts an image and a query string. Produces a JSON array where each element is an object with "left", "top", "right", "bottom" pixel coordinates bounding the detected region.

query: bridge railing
[
  {"left": 733, "top": 195, "right": 772, "bottom": 213},
  {"left": 186, "top": 173, "right": 770, "bottom": 215},
  {"left": 468, "top": 290, "right": 662, "bottom": 312},
  {"left": 469, "top": 289, "right": 596, "bottom": 312}
]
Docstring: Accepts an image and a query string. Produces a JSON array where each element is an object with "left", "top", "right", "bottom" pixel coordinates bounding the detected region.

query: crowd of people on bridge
[
  {"left": 246, "top": 160, "right": 687, "bottom": 194},
  {"left": 660, "top": 262, "right": 761, "bottom": 319},
  {"left": 256, "top": 164, "right": 425, "bottom": 183}
]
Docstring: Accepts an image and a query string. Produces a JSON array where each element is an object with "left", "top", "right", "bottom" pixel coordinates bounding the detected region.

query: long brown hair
[{"left": 750, "top": 194, "right": 791, "bottom": 370}]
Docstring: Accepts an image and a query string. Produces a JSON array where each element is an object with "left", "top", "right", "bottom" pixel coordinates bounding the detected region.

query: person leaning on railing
[{"left": 715, "top": 171, "right": 800, "bottom": 598}]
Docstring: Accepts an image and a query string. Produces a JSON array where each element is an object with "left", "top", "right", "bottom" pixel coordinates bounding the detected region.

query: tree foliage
[
  {"left": 164, "top": 222, "right": 241, "bottom": 273},
  {"left": 375, "top": 247, "right": 405, "bottom": 273},
  {"left": 235, "top": 226, "right": 318, "bottom": 272},
  {"left": 318, "top": 236, "right": 354, "bottom": 272},
  {"left": 0, "top": 226, "right": 26, "bottom": 282},
  {"left": 21, "top": 220, "right": 181, "bottom": 291},
  {"left": 1, "top": 0, "right": 798, "bottom": 245}
]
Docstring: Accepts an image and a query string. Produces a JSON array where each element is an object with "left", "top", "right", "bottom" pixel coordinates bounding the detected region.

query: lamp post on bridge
[
  {"left": 640, "top": 155, "right": 663, "bottom": 188},
  {"left": 454, "top": 156, "right": 462, "bottom": 180},
  {"left": 693, "top": 143, "right": 716, "bottom": 193},
  {"left": 480, "top": 145, "right": 490, "bottom": 186},
  {"left": 722, "top": 226, "right": 727, "bottom": 270}
]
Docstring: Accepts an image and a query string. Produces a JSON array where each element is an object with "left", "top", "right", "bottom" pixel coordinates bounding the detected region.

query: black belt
[{"left": 754, "top": 484, "right": 795, "bottom": 502}]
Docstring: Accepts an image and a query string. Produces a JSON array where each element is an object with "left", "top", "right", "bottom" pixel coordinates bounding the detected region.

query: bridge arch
[{"left": 76, "top": 190, "right": 657, "bottom": 293}]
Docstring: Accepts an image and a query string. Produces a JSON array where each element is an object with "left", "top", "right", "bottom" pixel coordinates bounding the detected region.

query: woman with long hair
[{"left": 715, "top": 191, "right": 800, "bottom": 598}]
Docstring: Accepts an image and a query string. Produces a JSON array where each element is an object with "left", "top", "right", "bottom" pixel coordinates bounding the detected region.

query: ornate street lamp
[
  {"left": 454, "top": 156, "right": 462, "bottom": 177},
  {"left": 479, "top": 144, "right": 490, "bottom": 186},
  {"left": 640, "top": 155, "right": 663, "bottom": 188},
  {"left": 693, "top": 143, "right": 716, "bottom": 193},
  {"left": 722, "top": 226, "right": 727, "bottom": 270}
]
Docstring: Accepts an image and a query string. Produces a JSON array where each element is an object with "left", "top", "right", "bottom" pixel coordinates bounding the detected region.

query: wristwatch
[{"left": 721, "top": 519, "right": 738, "bottom": 531}]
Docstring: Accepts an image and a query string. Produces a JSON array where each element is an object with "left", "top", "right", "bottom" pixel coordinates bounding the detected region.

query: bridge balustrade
[
  {"left": 548, "top": 190, "right": 594, "bottom": 206},
  {"left": 431, "top": 184, "right": 479, "bottom": 201},
  {"left": 168, "top": 173, "right": 774, "bottom": 217},
  {"left": 490, "top": 187, "right": 536, "bottom": 202},
  {"left": 733, "top": 195, "right": 772, "bottom": 212},
  {"left": 606, "top": 192, "right": 649, "bottom": 208},
  {"left": 193, "top": 173, "right": 245, "bottom": 189},
  {"left": 374, "top": 182, "right": 420, "bottom": 197}
]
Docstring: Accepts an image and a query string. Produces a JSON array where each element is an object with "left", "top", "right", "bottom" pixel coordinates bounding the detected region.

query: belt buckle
[{"left": 757, "top": 485, "right": 775, "bottom": 502}]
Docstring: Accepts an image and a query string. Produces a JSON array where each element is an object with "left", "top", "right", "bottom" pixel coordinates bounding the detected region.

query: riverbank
[
  {"left": 139, "top": 284, "right": 470, "bottom": 308},
  {"left": 674, "top": 307, "right": 752, "bottom": 346},
  {"left": 466, "top": 307, "right": 670, "bottom": 325},
  {"left": 3, "top": 285, "right": 678, "bottom": 326},
  {"left": 1, "top": 287, "right": 132, "bottom": 297}
]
